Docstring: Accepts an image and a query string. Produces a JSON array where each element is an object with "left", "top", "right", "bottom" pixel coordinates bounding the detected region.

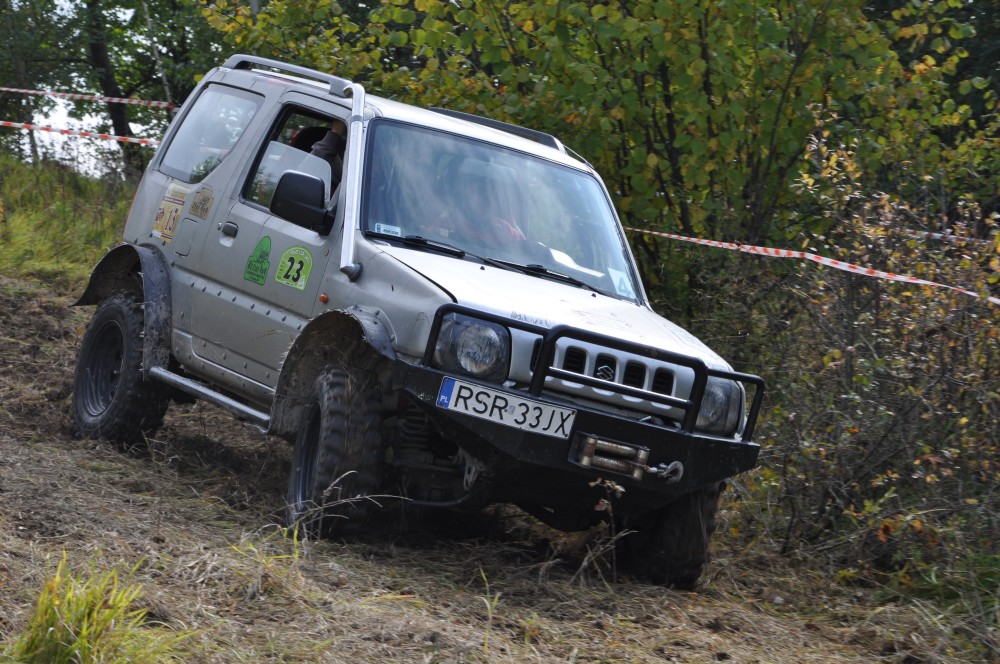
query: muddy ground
[{"left": 0, "top": 277, "right": 965, "bottom": 662}]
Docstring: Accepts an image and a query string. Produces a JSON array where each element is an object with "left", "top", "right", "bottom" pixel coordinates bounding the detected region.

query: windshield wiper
[
  {"left": 481, "top": 257, "right": 610, "bottom": 296},
  {"left": 369, "top": 232, "right": 466, "bottom": 258}
]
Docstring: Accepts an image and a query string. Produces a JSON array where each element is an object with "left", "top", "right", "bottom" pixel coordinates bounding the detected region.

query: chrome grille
[
  {"left": 651, "top": 368, "right": 674, "bottom": 395},
  {"left": 530, "top": 343, "right": 677, "bottom": 398},
  {"left": 563, "top": 347, "right": 587, "bottom": 374},
  {"left": 623, "top": 361, "right": 646, "bottom": 388}
]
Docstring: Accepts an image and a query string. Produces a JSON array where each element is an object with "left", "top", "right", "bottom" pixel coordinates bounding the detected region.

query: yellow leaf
[
  {"left": 878, "top": 520, "right": 893, "bottom": 543},
  {"left": 523, "top": 19, "right": 534, "bottom": 33},
  {"left": 646, "top": 153, "right": 660, "bottom": 168}
]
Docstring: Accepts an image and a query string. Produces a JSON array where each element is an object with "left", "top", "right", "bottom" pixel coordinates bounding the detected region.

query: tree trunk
[
  {"left": 2, "top": 0, "right": 38, "bottom": 161},
  {"left": 84, "top": 0, "right": 144, "bottom": 180},
  {"left": 13, "top": 55, "right": 39, "bottom": 163}
]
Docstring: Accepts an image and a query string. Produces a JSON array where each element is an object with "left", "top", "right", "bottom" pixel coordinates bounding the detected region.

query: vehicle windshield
[{"left": 361, "top": 120, "right": 641, "bottom": 302}]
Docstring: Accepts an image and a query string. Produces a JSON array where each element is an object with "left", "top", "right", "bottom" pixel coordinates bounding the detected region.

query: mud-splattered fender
[
  {"left": 268, "top": 305, "right": 395, "bottom": 439},
  {"left": 73, "top": 244, "right": 171, "bottom": 377}
]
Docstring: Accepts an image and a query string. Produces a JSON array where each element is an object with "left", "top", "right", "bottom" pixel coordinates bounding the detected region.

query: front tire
[
  {"left": 72, "top": 290, "right": 169, "bottom": 444},
  {"left": 618, "top": 482, "right": 724, "bottom": 590},
  {"left": 287, "top": 365, "right": 384, "bottom": 538}
]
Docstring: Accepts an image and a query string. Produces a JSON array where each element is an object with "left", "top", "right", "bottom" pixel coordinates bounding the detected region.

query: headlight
[
  {"left": 696, "top": 377, "right": 744, "bottom": 436},
  {"left": 433, "top": 313, "right": 511, "bottom": 382}
]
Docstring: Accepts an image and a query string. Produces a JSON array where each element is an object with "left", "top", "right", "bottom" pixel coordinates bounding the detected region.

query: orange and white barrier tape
[
  {"left": 879, "top": 224, "right": 991, "bottom": 246},
  {"left": 0, "top": 120, "right": 160, "bottom": 146},
  {"left": 0, "top": 86, "right": 173, "bottom": 109},
  {"left": 626, "top": 226, "right": 1000, "bottom": 307},
  {"left": 1, "top": 106, "right": 995, "bottom": 308}
]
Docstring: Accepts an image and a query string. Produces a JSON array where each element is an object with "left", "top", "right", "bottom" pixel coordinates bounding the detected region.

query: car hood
[{"left": 377, "top": 245, "right": 732, "bottom": 369}]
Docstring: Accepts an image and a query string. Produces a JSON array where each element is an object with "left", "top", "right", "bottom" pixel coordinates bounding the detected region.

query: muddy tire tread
[{"left": 72, "top": 290, "right": 169, "bottom": 444}]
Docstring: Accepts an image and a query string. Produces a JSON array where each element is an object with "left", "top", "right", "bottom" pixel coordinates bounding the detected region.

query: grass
[
  {"left": 1, "top": 554, "right": 189, "bottom": 663},
  {"left": 0, "top": 354, "right": 983, "bottom": 663},
  {"left": 478, "top": 568, "right": 502, "bottom": 655},
  {"left": 0, "top": 155, "right": 130, "bottom": 291},
  {"left": 1, "top": 157, "right": 996, "bottom": 662}
]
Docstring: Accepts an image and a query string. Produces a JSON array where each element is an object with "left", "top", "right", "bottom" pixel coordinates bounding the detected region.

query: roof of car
[
  {"left": 362, "top": 94, "right": 589, "bottom": 171},
  {"left": 217, "top": 55, "right": 591, "bottom": 173}
]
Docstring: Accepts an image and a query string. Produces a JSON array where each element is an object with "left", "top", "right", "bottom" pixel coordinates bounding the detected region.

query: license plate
[{"left": 436, "top": 377, "right": 576, "bottom": 439}]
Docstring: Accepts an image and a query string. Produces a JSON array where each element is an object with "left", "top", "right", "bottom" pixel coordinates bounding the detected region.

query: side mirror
[{"left": 270, "top": 170, "right": 334, "bottom": 235}]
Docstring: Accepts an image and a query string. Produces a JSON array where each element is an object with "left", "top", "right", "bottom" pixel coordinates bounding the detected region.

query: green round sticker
[{"left": 275, "top": 246, "right": 313, "bottom": 291}]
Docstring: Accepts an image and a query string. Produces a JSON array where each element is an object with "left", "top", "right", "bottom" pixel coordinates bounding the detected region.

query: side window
[
  {"left": 246, "top": 109, "right": 347, "bottom": 209},
  {"left": 159, "top": 86, "right": 261, "bottom": 183}
]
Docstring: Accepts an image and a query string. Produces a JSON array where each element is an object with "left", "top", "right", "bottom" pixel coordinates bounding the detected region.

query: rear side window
[{"left": 158, "top": 86, "right": 261, "bottom": 183}]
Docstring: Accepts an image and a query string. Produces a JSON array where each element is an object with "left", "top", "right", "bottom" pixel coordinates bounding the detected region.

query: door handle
[{"left": 221, "top": 221, "right": 239, "bottom": 237}]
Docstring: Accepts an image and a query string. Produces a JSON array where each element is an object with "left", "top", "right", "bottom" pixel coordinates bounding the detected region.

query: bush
[{"left": 686, "top": 132, "right": 1000, "bottom": 656}]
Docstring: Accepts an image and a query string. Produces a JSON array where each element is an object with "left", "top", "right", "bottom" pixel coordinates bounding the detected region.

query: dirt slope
[{"left": 0, "top": 277, "right": 961, "bottom": 662}]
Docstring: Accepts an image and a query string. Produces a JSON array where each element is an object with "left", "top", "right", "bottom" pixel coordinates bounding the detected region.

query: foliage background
[{"left": 1, "top": 0, "right": 998, "bottom": 656}]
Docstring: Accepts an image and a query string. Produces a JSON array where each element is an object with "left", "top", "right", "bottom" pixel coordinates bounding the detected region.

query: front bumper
[{"left": 395, "top": 362, "right": 761, "bottom": 515}]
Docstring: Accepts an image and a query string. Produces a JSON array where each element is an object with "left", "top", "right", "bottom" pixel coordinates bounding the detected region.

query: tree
[
  {"left": 205, "top": 0, "right": 911, "bottom": 317},
  {"left": 0, "top": 0, "right": 224, "bottom": 177},
  {"left": 0, "top": 0, "right": 70, "bottom": 159},
  {"left": 202, "top": 0, "right": 1000, "bottom": 578},
  {"left": 73, "top": 0, "right": 227, "bottom": 178}
]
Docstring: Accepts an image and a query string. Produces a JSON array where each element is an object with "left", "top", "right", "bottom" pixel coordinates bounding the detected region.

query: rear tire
[
  {"left": 72, "top": 290, "right": 169, "bottom": 444},
  {"left": 618, "top": 482, "right": 724, "bottom": 590},
  {"left": 286, "top": 365, "right": 384, "bottom": 538}
]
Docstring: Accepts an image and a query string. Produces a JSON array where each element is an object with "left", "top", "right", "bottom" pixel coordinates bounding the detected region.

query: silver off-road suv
[{"left": 72, "top": 55, "right": 763, "bottom": 588}]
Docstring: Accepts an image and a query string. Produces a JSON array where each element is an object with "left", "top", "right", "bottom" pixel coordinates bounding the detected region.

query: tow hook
[
  {"left": 458, "top": 450, "right": 485, "bottom": 490},
  {"left": 646, "top": 460, "right": 684, "bottom": 483}
]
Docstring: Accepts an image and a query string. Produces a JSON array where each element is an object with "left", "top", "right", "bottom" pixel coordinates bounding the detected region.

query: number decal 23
[
  {"left": 274, "top": 247, "right": 313, "bottom": 291},
  {"left": 282, "top": 257, "right": 304, "bottom": 283}
]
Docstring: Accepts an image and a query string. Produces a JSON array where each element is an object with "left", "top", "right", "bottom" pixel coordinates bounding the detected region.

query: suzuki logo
[{"left": 595, "top": 364, "right": 615, "bottom": 381}]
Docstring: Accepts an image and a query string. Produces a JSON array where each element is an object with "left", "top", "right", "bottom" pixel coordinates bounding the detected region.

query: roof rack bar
[
  {"left": 221, "top": 54, "right": 353, "bottom": 99},
  {"left": 429, "top": 107, "right": 564, "bottom": 152}
]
